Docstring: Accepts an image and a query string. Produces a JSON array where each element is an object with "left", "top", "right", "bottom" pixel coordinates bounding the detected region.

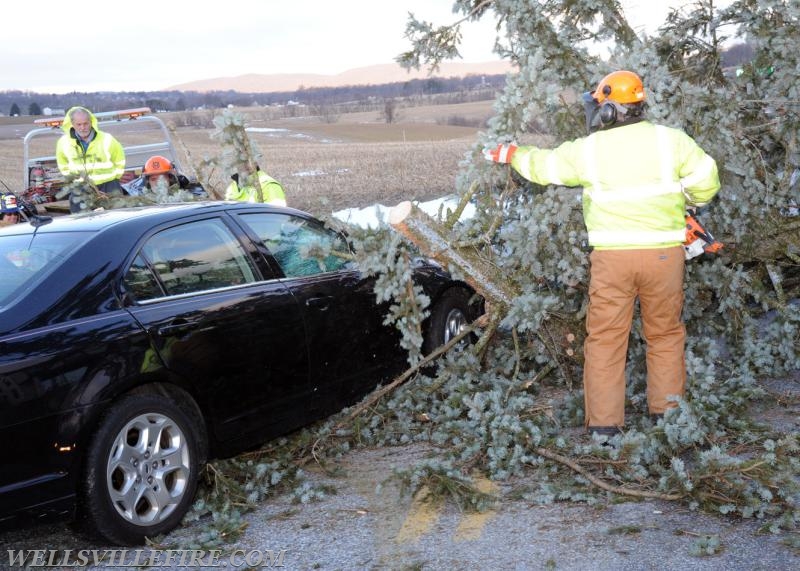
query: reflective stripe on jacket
[
  {"left": 56, "top": 107, "right": 126, "bottom": 185},
  {"left": 510, "top": 121, "right": 720, "bottom": 249},
  {"left": 225, "top": 171, "right": 287, "bottom": 207}
]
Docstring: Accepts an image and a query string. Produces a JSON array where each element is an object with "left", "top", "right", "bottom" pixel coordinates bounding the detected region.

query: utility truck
[{"left": 21, "top": 107, "right": 187, "bottom": 212}]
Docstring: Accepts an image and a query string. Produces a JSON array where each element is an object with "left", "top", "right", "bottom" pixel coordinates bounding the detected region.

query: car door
[
  {"left": 234, "top": 212, "right": 404, "bottom": 415},
  {"left": 121, "top": 215, "right": 311, "bottom": 447}
]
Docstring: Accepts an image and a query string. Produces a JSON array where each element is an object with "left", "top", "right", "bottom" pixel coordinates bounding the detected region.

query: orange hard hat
[
  {"left": 591, "top": 70, "right": 646, "bottom": 104},
  {"left": 143, "top": 155, "right": 173, "bottom": 176}
]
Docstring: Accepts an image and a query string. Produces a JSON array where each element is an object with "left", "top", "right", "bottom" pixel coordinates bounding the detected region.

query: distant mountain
[{"left": 166, "top": 61, "right": 514, "bottom": 93}]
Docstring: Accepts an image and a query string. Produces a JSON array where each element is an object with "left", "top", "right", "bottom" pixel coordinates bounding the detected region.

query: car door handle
[
  {"left": 152, "top": 320, "right": 198, "bottom": 336},
  {"left": 305, "top": 295, "right": 333, "bottom": 310}
]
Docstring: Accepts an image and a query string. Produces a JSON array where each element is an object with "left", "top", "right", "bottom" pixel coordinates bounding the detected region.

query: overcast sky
[{"left": 1, "top": 1, "right": 719, "bottom": 94}]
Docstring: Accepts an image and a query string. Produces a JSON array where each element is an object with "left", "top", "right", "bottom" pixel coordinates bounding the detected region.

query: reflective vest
[
  {"left": 225, "top": 171, "right": 287, "bottom": 207},
  {"left": 511, "top": 121, "right": 720, "bottom": 249},
  {"left": 56, "top": 107, "right": 126, "bottom": 185}
]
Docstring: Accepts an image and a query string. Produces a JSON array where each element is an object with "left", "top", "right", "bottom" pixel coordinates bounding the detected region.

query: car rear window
[{"left": 0, "top": 232, "right": 87, "bottom": 307}]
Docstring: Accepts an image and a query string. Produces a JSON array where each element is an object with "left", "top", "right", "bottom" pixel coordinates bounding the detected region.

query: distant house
[{"left": 43, "top": 107, "right": 66, "bottom": 116}]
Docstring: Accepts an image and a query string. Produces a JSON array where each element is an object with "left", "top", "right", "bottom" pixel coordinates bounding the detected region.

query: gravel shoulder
[
  {"left": 215, "top": 442, "right": 798, "bottom": 571},
  {"left": 1, "top": 374, "right": 797, "bottom": 571}
]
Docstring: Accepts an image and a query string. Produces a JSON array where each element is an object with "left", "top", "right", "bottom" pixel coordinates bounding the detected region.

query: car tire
[
  {"left": 81, "top": 391, "right": 204, "bottom": 545},
  {"left": 422, "top": 287, "right": 477, "bottom": 355}
]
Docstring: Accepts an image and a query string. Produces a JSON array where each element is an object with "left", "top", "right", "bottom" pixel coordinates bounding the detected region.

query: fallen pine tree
[{"left": 173, "top": 0, "right": 799, "bottom": 548}]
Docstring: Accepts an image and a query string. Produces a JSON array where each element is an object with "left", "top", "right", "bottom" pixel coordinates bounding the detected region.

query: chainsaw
[{"left": 683, "top": 210, "right": 724, "bottom": 260}]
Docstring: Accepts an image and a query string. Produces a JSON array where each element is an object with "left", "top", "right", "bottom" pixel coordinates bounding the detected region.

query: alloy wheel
[{"left": 106, "top": 413, "right": 191, "bottom": 526}]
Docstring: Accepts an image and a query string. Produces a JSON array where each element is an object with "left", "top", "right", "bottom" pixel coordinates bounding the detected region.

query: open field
[{"left": 0, "top": 100, "right": 495, "bottom": 217}]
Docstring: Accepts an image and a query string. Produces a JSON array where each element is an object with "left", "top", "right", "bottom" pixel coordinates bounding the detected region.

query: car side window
[
  {"left": 238, "top": 213, "right": 352, "bottom": 278},
  {"left": 124, "top": 218, "right": 256, "bottom": 300},
  {"left": 125, "top": 254, "right": 163, "bottom": 300}
]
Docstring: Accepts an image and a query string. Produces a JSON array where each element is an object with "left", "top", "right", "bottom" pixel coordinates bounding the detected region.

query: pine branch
[
  {"left": 534, "top": 447, "right": 683, "bottom": 501},
  {"left": 445, "top": 179, "right": 480, "bottom": 231}
]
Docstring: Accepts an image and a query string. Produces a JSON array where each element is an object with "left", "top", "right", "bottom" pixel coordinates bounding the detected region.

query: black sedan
[{"left": 0, "top": 202, "right": 481, "bottom": 545}]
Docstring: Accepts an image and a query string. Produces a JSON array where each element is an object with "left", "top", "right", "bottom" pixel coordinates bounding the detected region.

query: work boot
[
  {"left": 587, "top": 426, "right": 622, "bottom": 447},
  {"left": 588, "top": 426, "right": 622, "bottom": 438}
]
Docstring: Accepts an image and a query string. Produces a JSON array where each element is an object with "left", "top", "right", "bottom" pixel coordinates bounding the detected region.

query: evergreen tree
[
  {"left": 9, "top": 103, "right": 20, "bottom": 116},
  {"left": 28, "top": 102, "right": 42, "bottom": 116},
  {"left": 145, "top": 98, "right": 166, "bottom": 112},
  {"left": 358, "top": 0, "right": 799, "bottom": 525},
  {"left": 181, "top": 0, "right": 799, "bottom": 546}
]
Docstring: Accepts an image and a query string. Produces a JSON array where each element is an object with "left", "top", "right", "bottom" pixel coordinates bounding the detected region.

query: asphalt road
[
  {"left": 1, "top": 360, "right": 798, "bottom": 571},
  {"left": 1, "top": 440, "right": 798, "bottom": 571}
]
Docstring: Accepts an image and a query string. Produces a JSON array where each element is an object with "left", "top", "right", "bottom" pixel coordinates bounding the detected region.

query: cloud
[
  {"left": 1, "top": 0, "right": 501, "bottom": 93},
  {"left": 2, "top": 0, "right": 731, "bottom": 93}
]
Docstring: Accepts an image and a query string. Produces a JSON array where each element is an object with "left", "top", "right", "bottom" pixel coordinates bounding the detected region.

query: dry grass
[
  {"left": 0, "top": 101, "right": 493, "bottom": 217},
  {"left": 0, "top": 141, "right": 20, "bottom": 194},
  {"left": 179, "top": 131, "right": 477, "bottom": 215}
]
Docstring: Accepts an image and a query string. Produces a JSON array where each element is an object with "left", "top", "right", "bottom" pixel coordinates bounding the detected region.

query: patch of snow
[
  {"left": 332, "top": 194, "right": 475, "bottom": 229},
  {"left": 292, "top": 170, "right": 327, "bottom": 177},
  {"left": 247, "top": 127, "right": 340, "bottom": 143},
  {"left": 245, "top": 127, "right": 290, "bottom": 134}
]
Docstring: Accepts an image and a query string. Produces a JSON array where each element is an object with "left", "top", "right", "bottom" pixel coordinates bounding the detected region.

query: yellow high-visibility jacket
[
  {"left": 511, "top": 121, "right": 720, "bottom": 249},
  {"left": 56, "top": 107, "right": 126, "bottom": 185},
  {"left": 225, "top": 171, "right": 287, "bottom": 207}
]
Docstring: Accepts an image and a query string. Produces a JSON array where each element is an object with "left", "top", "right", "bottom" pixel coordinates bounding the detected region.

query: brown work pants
[{"left": 583, "top": 246, "right": 686, "bottom": 428}]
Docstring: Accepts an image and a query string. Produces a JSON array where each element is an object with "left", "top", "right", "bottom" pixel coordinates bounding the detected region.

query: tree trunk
[{"left": 388, "top": 201, "right": 518, "bottom": 309}]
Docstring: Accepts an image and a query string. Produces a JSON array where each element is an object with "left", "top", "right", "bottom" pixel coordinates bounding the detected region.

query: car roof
[{"left": 2, "top": 202, "right": 312, "bottom": 235}]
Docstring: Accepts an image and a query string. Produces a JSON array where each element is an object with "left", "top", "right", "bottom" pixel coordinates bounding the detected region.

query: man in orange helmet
[
  {"left": 484, "top": 70, "right": 721, "bottom": 439},
  {"left": 143, "top": 155, "right": 177, "bottom": 190},
  {"left": 139, "top": 155, "right": 206, "bottom": 199}
]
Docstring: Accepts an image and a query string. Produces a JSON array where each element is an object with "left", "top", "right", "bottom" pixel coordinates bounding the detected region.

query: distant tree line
[
  {"left": 0, "top": 73, "right": 507, "bottom": 117},
  {"left": 2, "top": 41, "right": 755, "bottom": 118}
]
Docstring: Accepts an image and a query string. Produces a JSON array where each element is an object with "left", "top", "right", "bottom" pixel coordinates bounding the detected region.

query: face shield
[{"left": 582, "top": 91, "right": 601, "bottom": 134}]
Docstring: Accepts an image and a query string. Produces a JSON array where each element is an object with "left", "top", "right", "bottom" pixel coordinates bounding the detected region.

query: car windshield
[{"left": 0, "top": 232, "right": 88, "bottom": 307}]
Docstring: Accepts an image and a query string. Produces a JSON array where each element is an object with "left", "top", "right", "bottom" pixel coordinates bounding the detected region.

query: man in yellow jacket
[
  {"left": 56, "top": 106, "right": 126, "bottom": 213},
  {"left": 485, "top": 70, "right": 721, "bottom": 438},
  {"left": 225, "top": 167, "right": 287, "bottom": 207}
]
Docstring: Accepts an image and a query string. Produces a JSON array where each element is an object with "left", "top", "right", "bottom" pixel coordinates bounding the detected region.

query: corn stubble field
[{"left": 0, "top": 100, "right": 495, "bottom": 217}]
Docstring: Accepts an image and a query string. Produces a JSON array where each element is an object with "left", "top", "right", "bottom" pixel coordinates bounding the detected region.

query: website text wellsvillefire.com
[{"left": 6, "top": 548, "right": 288, "bottom": 568}]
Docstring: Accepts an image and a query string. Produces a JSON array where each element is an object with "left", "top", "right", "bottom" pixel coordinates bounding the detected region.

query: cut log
[{"left": 389, "top": 201, "right": 519, "bottom": 308}]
